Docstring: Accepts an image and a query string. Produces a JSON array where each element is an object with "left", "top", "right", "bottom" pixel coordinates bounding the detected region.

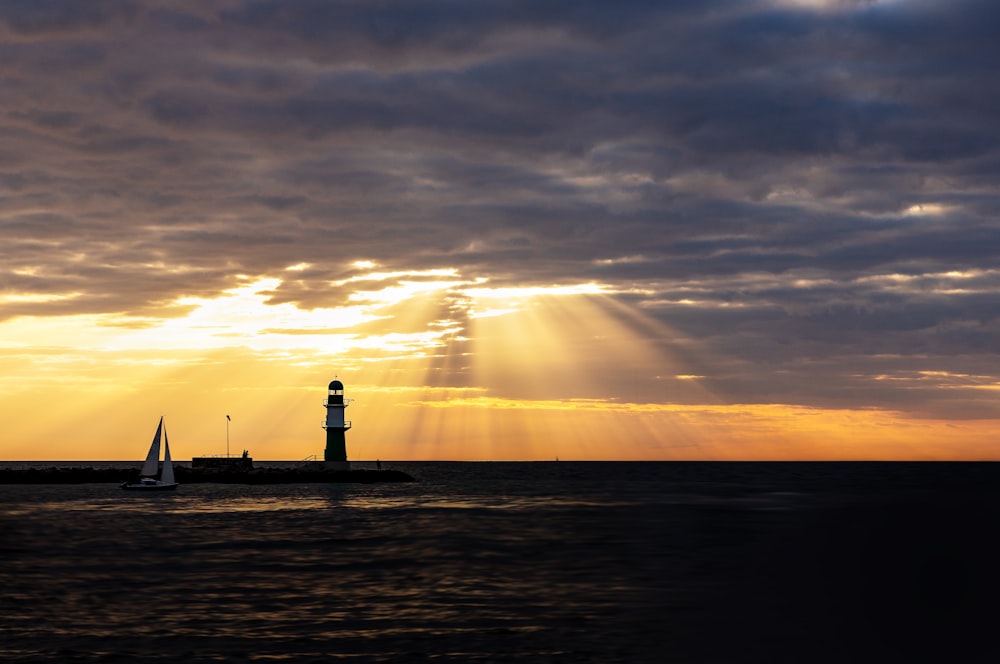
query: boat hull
[{"left": 121, "top": 481, "right": 179, "bottom": 491}]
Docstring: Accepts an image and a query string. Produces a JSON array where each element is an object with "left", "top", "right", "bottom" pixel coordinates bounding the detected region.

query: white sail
[
  {"left": 122, "top": 415, "right": 179, "bottom": 490},
  {"left": 140, "top": 417, "right": 163, "bottom": 477},
  {"left": 160, "top": 425, "right": 175, "bottom": 485}
]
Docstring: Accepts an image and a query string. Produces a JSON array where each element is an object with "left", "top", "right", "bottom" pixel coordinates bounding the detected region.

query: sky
[{"left": 2, "top": 0, "right": 999, "bottom": 461}]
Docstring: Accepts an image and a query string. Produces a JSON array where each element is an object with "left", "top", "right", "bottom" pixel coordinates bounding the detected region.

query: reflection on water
[
  {"left": 2, "top": 474, "right": 692, "bottom": 663},
  {"left": 4, "top": 462, "right": 1000, "bottom": 663}
]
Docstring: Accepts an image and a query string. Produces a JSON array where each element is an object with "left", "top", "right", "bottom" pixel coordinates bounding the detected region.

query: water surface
[{"left": 3, "top": 462, "right": 999, "bottom": 662}]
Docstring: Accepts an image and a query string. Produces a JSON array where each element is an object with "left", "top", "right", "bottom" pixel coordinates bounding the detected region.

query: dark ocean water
[{"left": 2, "top": 461, "right": 1000, "bottom": 663}]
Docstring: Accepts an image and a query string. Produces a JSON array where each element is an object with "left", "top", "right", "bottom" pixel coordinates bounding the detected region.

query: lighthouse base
[{"left": 321, "top": 460, "right": 351, "bottom": 471}]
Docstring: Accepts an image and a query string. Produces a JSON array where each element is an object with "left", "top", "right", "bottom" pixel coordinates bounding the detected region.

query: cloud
[{"left": 2, "top": 0, "right": 999, "bottom": 426}]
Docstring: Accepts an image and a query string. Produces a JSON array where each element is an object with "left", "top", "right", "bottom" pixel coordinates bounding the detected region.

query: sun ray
[{"left": 4, "top": 263, "right": 1000, "bottom": 461}]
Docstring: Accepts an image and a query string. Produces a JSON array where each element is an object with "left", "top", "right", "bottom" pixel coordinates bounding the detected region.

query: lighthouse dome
[{"left": 328, "top": 379, "right": 344, "bottom": 390}]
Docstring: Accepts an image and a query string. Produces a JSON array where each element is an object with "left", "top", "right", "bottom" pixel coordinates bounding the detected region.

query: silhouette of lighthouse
[{"left": 323, "top": 377, "right": 352, "bottom": 470}]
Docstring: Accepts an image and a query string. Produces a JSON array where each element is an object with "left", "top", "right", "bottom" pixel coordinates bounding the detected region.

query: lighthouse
[{"left": 322, "top": 378, "right": 352, "bottom": 470}]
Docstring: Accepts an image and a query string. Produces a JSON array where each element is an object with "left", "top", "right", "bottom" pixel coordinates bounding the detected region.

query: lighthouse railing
[{"left": 322, "top": 420, "right": 352, "bottom": 430}]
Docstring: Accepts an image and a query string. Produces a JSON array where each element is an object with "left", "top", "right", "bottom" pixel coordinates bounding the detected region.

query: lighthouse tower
[{"left": 322, "top": 378, "right": 352, "bottom": 470}]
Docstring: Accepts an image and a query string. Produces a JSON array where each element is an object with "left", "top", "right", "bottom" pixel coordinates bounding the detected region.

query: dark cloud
[
  {"left": 0, "top": 0, "right": 140, "bottom": 36},
  {"left": 2, "top": 0, "right": 999, "bottom": 418}
]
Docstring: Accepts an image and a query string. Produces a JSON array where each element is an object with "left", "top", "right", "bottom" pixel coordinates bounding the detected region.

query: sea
[{"left": 2, "top": 461, "right": 1000, "bottom": 663}]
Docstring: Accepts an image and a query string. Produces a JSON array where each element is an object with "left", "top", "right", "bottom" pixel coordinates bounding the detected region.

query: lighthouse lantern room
[{"left": 322, "top": 378, "right": 352, "bottom": 470}]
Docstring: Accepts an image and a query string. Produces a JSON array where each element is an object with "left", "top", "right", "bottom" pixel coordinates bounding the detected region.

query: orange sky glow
[{"left": 2, "top": 263, "right": 997, "bottom": 461}]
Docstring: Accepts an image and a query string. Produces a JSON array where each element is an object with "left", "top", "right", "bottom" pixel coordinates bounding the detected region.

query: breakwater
[{"left": 0, "top": 465, "right": 414, "bottom": 484}]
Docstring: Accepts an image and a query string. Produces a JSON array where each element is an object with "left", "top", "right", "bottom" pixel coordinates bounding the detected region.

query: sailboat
[{"left": 121, "top": 416, "right": 179, "bottom": 490}]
